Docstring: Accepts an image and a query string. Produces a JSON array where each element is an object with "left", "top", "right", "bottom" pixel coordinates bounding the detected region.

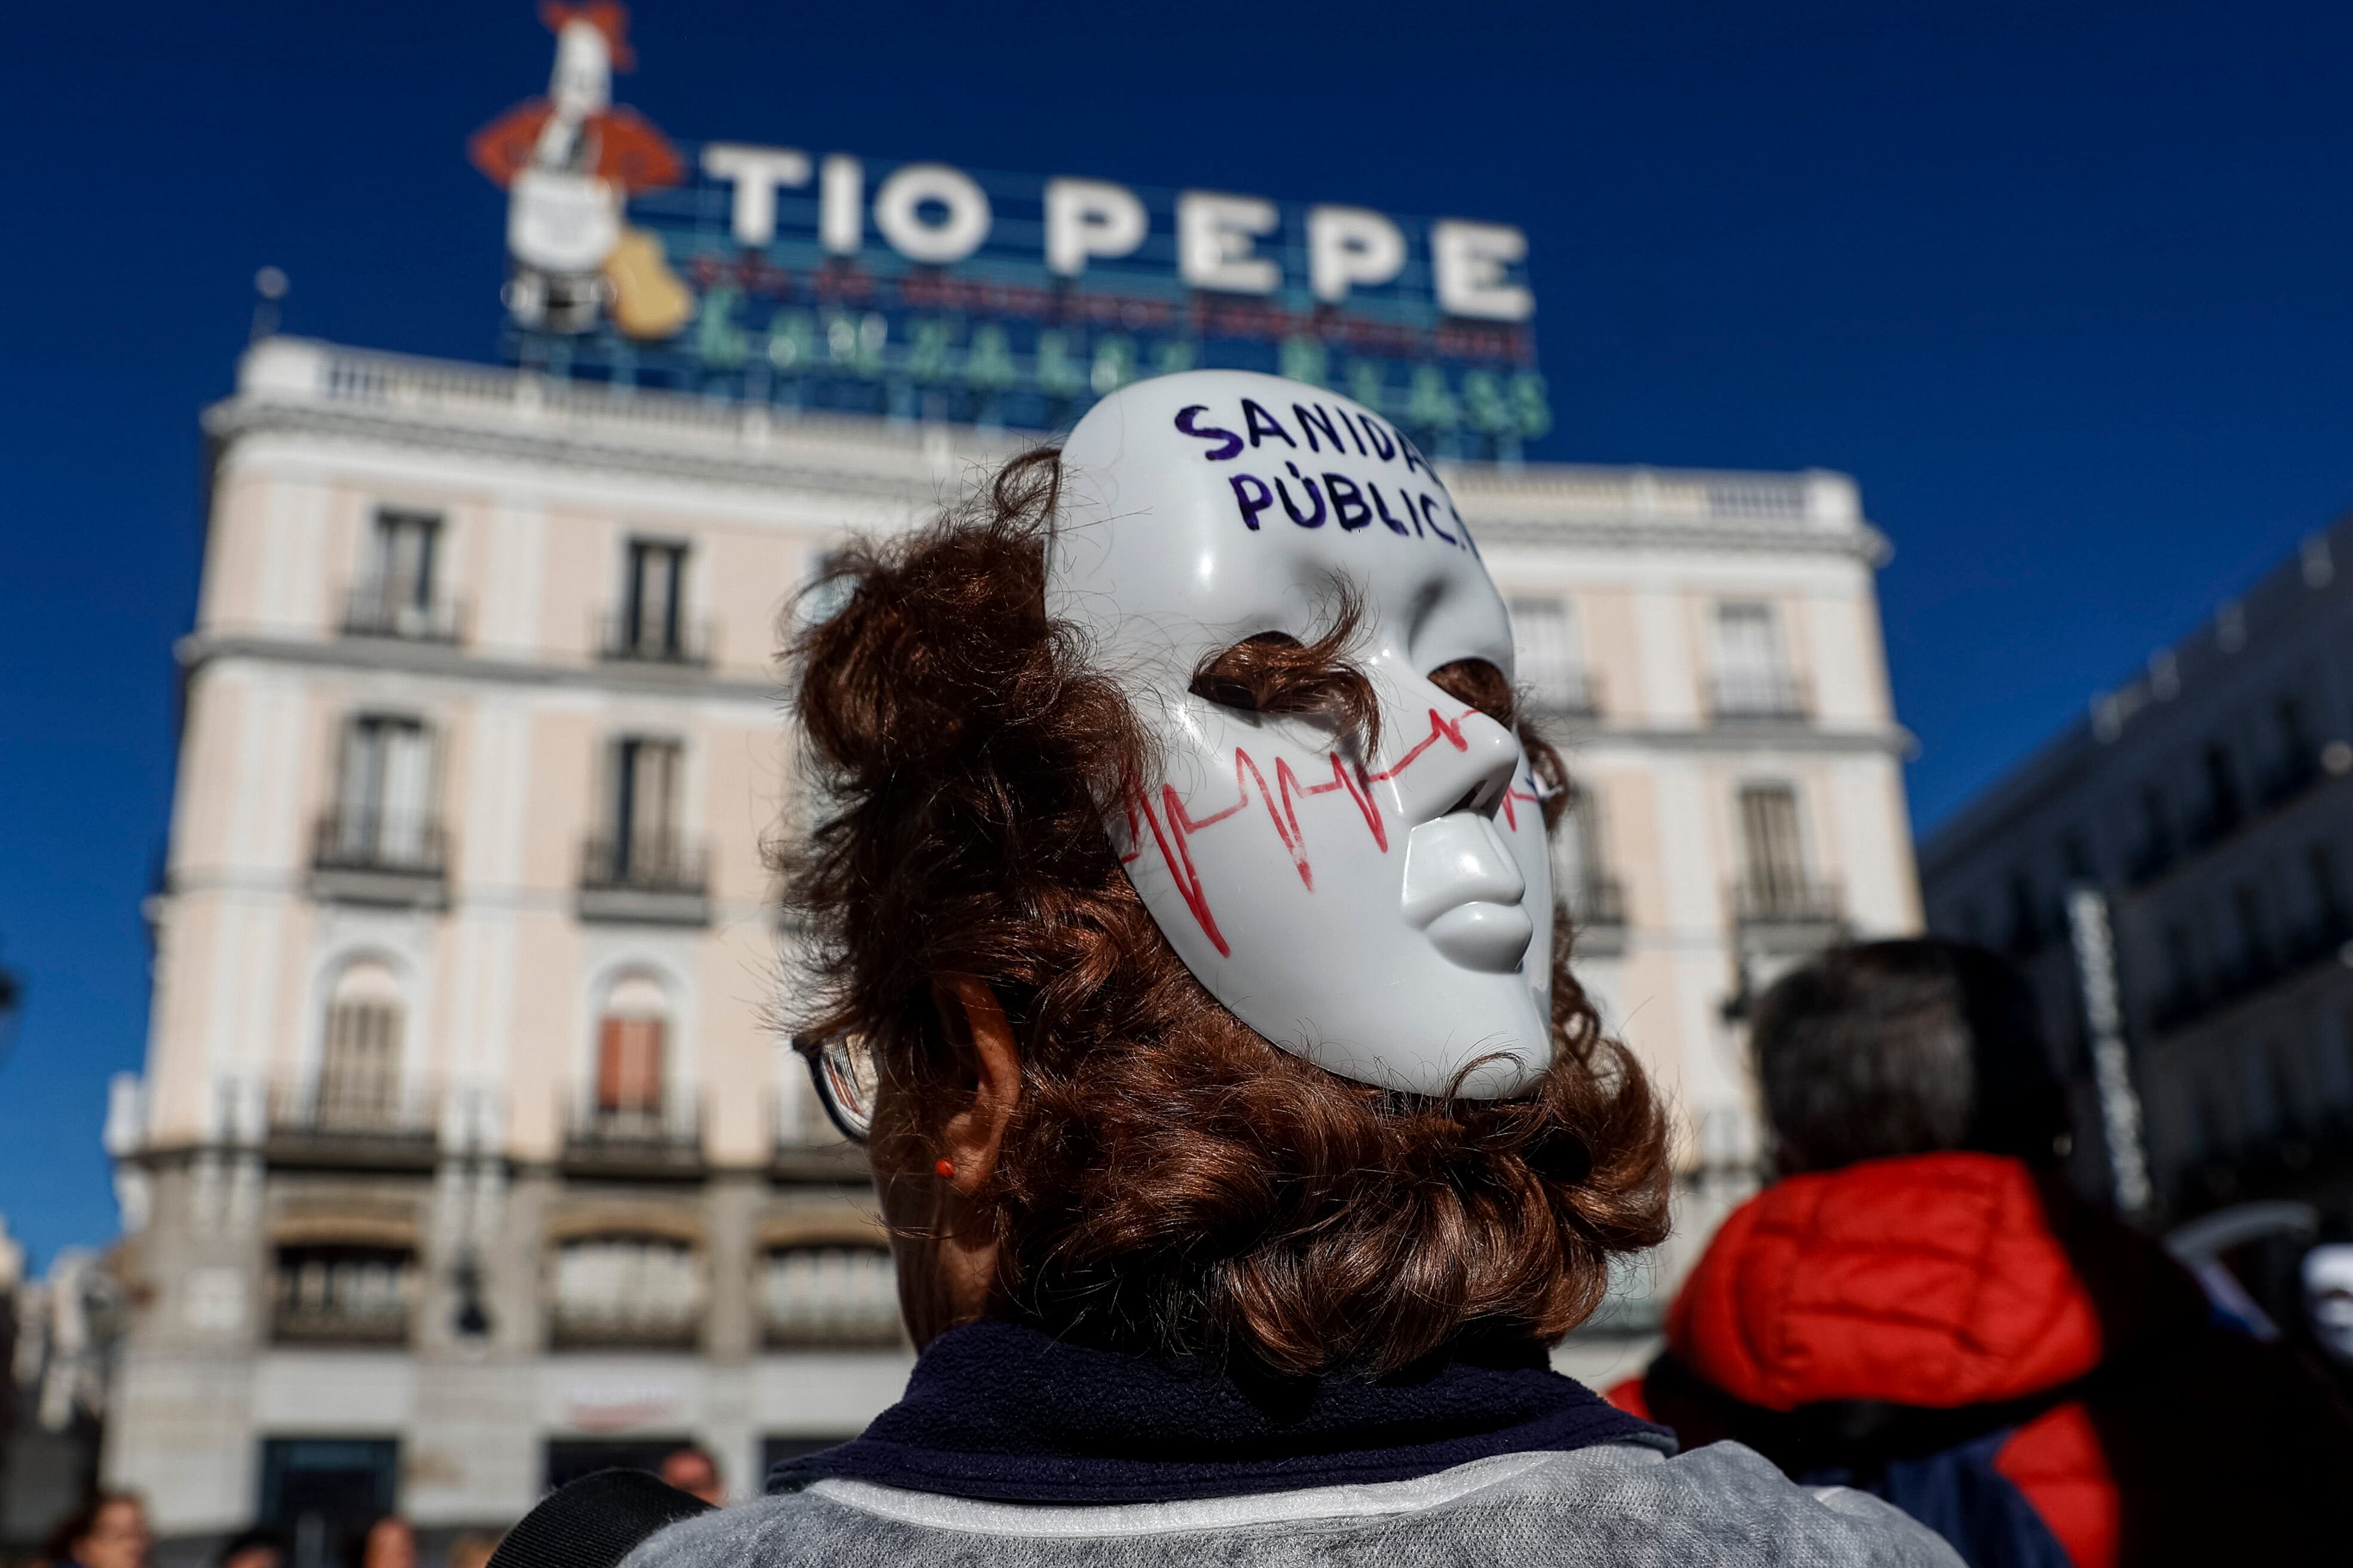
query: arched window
[
  {"left": 596, "top": 975, "right": 669, "bottom": 1130},
  {"left": 318, "top": 960, "right": 404, "bottom": 1131},
  {"left": 761, "top": 1244, "right": 901, "bottom": 1348},
  {"left": 551, "top": 1235, "right": 702, "bottom": 1348}
]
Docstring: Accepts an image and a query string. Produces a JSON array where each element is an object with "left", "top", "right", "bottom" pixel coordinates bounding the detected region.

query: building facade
[
  {"left": 105, "top": 335, "right": 1917, "bottom": 1546},
  {"left": 1920, "top": 517, "right": 2353, "bottom": 1223}
]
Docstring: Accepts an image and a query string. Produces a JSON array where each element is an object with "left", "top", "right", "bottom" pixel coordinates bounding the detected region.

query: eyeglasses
[{"left": 793, "top": 1033, "right": 877, "bottom": 1143}]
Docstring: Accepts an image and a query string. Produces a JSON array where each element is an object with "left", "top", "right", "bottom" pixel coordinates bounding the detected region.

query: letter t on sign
[{"left": 700, "top": 144, "right": 812, "bottom": 246}]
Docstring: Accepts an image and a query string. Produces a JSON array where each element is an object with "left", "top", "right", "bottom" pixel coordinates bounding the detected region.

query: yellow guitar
[{"left": 602, "top": 226, "right": 693, "bottom": 341}]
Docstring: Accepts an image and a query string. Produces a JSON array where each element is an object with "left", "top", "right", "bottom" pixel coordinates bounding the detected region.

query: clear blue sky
[{"left": 4, "top": 0, "right": 2350, "bottom": 1266}]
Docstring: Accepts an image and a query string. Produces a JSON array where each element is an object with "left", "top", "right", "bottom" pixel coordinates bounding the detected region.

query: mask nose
[{"left": 1378, "top": 700, "right": 1525, "bottom": 828}]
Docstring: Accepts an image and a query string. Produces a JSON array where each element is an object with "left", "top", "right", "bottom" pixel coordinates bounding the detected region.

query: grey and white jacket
[{"left": 625, "top": 1442, "right": 1963, "bottom": 1567}]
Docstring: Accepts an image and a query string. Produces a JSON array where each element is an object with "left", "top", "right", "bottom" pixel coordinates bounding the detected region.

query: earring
[{"left": 934, "top": 1158, "right": 956, "bottom": 1178}]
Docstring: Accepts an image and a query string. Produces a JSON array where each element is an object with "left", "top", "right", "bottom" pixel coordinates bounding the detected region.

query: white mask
[
  {"left": 1049, "top": 370, "right": 1554, "bottom": 1098},
  {"left": 2304, "top": 1244, "right": 2353, "bottom": 1365}
]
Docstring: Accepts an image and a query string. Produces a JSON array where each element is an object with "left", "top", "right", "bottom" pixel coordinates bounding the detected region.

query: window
[
  {"left": 2232, "top": 883, "right": 2271, "bottom": 974},
  {"left": 317, "top": 960, "right": 405, "bottom": 1130},
  {"left": 1736, "top": 785, "right": 1815, "bottom": 917},
  {"left": 596, "top": 975, "right": 669, "bottom": 1120},
  {"left": 271, "top": 1244, "right": 414, "bottom": 1345},
  {"left": 329, "top": 715, "right": 435, "bottom": 867},
  {"left": 1711, "top": 603, "right": 1798, "bottom": 718},
  {"left": 2202, "top": 743, "right": 2242, "bottom": 835},
  {"left": 2277, "top": 696, "right": 2314, "bottom": 773},
  {"left": 761, "top": 1244, "right": 902, "bottom": 1347},
  {"left": 2060, "top": 831, "right": 2095, "bottom": 883},
  {"left": 1509, "top": 598, "right": 1590, "bottom": 713},
  {"left": 2308, "top": 843, "right": 2345, "bottom": 928},
  {"left": 614, "top": 538, "right": 692, "bottom": 660},
  {"left": 347, "top": 510, "right": 452, "bottom": 639},
  {"left": 2164, "top": 923, "right": 2198, "bottom": 1005},
  {"left": 551, "top": 1235, "right": 702, "bottom": 1347},
  {"left": 2005, "top": 872, "right": 2042, "bottom": 956},
  {"left": 607, "top": 737, "right": 686, "bottom": 883},
  {"left": 1552, "top": 781, "right": 1621, "bottom": 924}
]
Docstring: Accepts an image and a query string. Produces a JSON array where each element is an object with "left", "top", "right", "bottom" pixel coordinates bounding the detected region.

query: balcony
[
  {"left": 2149, "top": 908, "right": 2353, "bottom": 1037},
  {"left": 265, "top": 1077, "right": 440, "bottom": 1169},
  {"left": 598, "top": 610, "right": 713, "bottom": 668},
  {"left": 1706, "top": 671, "right": 1812, "bottom": 724},
  {"left": 1522, "top": 668, "right": 1603, "bottom": 722},
  {"left": 341, "top": 583, "right": 466, "bottom": 644},
  {"left": 1731, "top": 874, "right": 1845, "bottom": 954},
  {"left": 271, "top": 1247, "right": 414, "bottom": 1347},
  {"left": 310, "top": 810, "right": 449, "bottom": 908},
  {"left": 562, "top": 1094, "right": 706, "bottom": 1177},
  {"left": 550, "top": 1235, "right": 704, "bottom": 1350},
  {"left": 761, "top": 1245, "right": 905, "bottom": 1349},
  {"left": 1565, "top": 873, "right": 1629, "bottom": 956},
  {"left": 577, "top": 835, "right": 710, "bottom": 927}
]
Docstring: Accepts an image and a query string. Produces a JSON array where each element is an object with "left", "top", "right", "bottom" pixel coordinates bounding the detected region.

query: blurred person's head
[
  {"left": 47, "top": 1493, "right": 149, "bottom": 1568},
  {"left": 356, "top": 1517, "right": 414, "bottom": 1568},
  {"left": 443, "top": 1532, "right": 501, "bottom": 1568},
  {"left": 656, "top": 1447, "right": 723, "bottom": 1505},
  {"left": 1751, "top": 938, "right": 2070, "bottom": 1178},
  {"left": 781, "top": 402, "right": 1670, "bottom": 1377},
  {"left": 215, "top": 1530, "right": 283, "bottom": 1568}
]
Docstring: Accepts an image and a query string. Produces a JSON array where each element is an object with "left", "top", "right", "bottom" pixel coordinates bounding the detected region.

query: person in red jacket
[{"left": 1613, "top": 939, "right": 2353, "bottom": 1567}]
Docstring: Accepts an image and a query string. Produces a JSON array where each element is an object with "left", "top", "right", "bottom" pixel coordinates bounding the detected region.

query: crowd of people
[{"left": 30, "top": 1447, "right": 731, "bottom": 1568}]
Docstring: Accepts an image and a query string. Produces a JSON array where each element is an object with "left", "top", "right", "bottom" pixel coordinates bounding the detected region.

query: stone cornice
[{"left": 180, "top": 632, "right": 785, "bottom": 703}]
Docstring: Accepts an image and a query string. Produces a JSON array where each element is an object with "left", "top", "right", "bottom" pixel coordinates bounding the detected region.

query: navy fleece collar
[{"left": 769, "top": 1318, "right": 1671, "bottom": 1504}]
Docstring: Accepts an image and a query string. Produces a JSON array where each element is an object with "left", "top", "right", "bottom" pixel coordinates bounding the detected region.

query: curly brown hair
[{"left": 779, "top": 449, "right": 1670, "bottom": 1376}]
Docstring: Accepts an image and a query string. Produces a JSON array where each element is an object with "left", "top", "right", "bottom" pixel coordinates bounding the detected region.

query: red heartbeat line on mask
[{"left": 1119, "top": 706, "right": 1543, "bottom": 958}]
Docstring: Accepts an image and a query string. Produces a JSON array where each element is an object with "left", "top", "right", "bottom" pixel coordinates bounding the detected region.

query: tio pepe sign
[{"left": 472, "top": 4, "right": 1550, "bottom": 451}]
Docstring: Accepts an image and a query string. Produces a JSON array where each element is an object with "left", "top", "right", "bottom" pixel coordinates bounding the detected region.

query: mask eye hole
[
  {"left": 1428, "top": 658, "right": 1516, "bottom": 726},
  {"left": 1190, "top": 632, "right": 1304, "bottom": 712}
]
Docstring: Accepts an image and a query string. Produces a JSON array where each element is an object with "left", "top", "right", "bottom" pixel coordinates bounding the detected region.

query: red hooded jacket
[{"left": 1612, "top": 1153, "right": 2353, "bottom": 1567}]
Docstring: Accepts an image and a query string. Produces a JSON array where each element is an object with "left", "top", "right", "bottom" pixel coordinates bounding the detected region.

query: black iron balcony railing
[
  {"left": 1568, "top": 874, "right": 1627, "bottom": 927},
  {"left": 341, "top": 583, "right": 466, "bottom": 643},
  {"left": 578, "top": 835, "right": 710, "bottom": 926},
  {"left": 313, "top": 811, "right": 448, "bottom": 876},
  {"left": 561, "top": 1093, "right": 706, "bottom": 1176},
  {"left": 1522, "top": 668, "right": 1603, "bottom": 721},
  {"left": 580, "top": 835, "right": 707, "bottom": 895},
  {"left": 267, "top": 1075, "right": 439, "bottom": 1141},
  {"left": 1733, "top": 874, "right": 1844, "bottom": 927},
  {"left": 1706, "top": 671, "right": 1812, "bottom": 723},
  {"left": 310, "top": 811, "right": 449, "bottom": 909},
  {"left": 597, "top": 609, "right": 713, "bottom": 667}
]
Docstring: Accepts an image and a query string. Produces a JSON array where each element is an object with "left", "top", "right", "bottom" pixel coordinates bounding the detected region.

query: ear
[{"left": 931, "top": 975, "right": 1022, "bottom": 1196}]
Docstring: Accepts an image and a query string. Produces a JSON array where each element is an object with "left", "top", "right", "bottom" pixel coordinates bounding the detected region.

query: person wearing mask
[
  {"left": 656, "top": 1447, "right": 724, "bottom": 1506},
  {"left": 43, "top": 1494, "right": 151, "bottom": 1568},
  {"left": 1615, "top": 939, "right": 2353, "bottom": 1567},
  {"left": 481, "top": 372, "right": 1957, "bottom": 1568}
]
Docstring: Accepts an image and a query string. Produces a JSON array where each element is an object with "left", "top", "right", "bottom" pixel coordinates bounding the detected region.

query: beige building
[{"left": 105, "top": 335, "right": 1917, "bottom": 1548}]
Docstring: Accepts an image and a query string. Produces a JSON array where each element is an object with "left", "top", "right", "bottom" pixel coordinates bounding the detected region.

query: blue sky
[{"left": 4, "top": 0, "right": 2351, "bottom": 1264}]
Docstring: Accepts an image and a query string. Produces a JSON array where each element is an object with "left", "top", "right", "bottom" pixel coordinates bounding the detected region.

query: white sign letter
[
  {"left": 820, "top": 155, "right": 864, "bottom": 255},
  {"left": 1306, "top": 206, "right": 1406, "bottom": 304},
  {"left": 873, "top": 163, "right": 993, "bottom": 265},
  {"left": 1177, "top": 192, "right": 1280, "bottom": 295},
  {"left": 1430, "top": 220, "right": 1533, "bottom": 321},
  {"left": 1044, "top": 178, "right": 1148, "bottom": 277},
  {"left": 700, "top": 143, "right": 811, "bottom": 246}
]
